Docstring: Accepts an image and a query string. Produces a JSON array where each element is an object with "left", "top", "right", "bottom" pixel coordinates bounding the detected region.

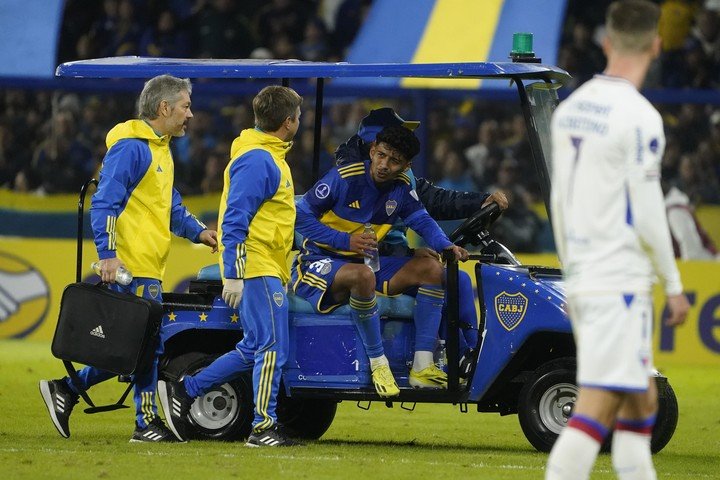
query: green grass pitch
[{"left": 1, "top": 339, "right": 718, "bottom": 479}]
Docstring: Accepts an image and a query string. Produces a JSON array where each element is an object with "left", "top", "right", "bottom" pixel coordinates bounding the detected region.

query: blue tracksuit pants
[{"left": 184, "top": 276, "right": 289, "bottom": 433}]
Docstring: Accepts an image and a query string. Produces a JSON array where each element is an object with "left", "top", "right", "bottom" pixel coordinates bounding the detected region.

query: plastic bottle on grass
[
  {"left": 91, "top": 261, "right": 133, "bottom": 286},
  {"left": 363, "top": 223, "right": 380, "bottom": 273}
]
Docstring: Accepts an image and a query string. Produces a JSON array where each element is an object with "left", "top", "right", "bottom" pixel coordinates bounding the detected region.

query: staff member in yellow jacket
[
  {"left": 39, "top": 75, "right": 218, "bottom": 443},
  {"left": 159, "top": 85, "right": 302, "bottom": 447}
]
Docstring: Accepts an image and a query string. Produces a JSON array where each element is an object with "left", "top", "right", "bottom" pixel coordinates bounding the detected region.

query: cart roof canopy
[{"left": 56, "top": 57, "right": 570, "bottom": 85}]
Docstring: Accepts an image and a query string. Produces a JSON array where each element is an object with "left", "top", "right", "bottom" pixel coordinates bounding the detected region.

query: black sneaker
[
  {"left": 157, "top": 379, "right": 191, "bottom": 442},
  {"left": 130, "top": 418, "right": 185, "bottom": 443},
  {"left": 245, "top": 424, "right": 302, "bottom": 447},
  {"left": 39, "top": 379, "right": 79, "bottom": 438}
]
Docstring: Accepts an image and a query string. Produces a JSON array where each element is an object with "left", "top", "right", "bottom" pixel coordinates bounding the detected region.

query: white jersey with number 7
[{"left": 550, "top": 74, "right": 682, "bottom": 297}]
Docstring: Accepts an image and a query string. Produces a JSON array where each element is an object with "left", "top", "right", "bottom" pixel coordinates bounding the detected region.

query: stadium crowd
[{"left": 0, "top": 0, "right": 718, "bottom": 253}]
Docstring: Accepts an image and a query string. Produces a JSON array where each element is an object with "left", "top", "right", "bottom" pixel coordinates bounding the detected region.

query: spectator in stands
[
  {"left": 199, "top": 150, "right": 226, "bottom": 194},
  {"left": 32, "top": 111, "right": 95, "bottom": 194},
  {"left": 193, "top": 0, "right": 257, "bottom": 58},
  {"left": 664, "top": 182, "right": 719, "bottom": 259},
  {"left": 332, "top": 0, "right": 372, "bottom": 56},
  {"left": 659, "top": 0, "right": 700, "bottom": 86},
  {"left": 464, "top": 120, "right": 503, "bottom": 188},
  {"left": 688, "top": 8, "right": 720, "bottom": 65},
  {"left": 437, "top": 149, "right": 479, "bottom": 194},
  {"left": 270, "top": 33, "right": 298, "bottom": 59},
  {"left": 564, "top": 22, "right": 606, "bottom": 85},
  {"left": 298, "top": 17, "right": 330, "bottom": 61},
  {"left": 677, "top": 153, "right": 720, "bottom": 204},
  {"left": 89, "top": 0, "right": 119, "bottom": 53},
  {"left": 488, "top": 157, "right": 542, "bottom": 252},
  {"left": 139, "top": 9, "right": 191, "bottom": 57},
  {"left": 96, "top": 0, "right": 142, "bottom": 57},
  {"left": 257, "top": 0, "right": 309, "bottom": 47}
]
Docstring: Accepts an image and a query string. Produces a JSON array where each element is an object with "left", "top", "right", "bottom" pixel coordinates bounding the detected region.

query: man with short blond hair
[{"left": 160, "top": 85, "right": 303, "bottom": 447}]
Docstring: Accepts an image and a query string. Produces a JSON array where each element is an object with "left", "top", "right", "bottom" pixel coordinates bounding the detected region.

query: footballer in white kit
[{"left": 550, "top": 74, "right": 683, "bottom": 391}]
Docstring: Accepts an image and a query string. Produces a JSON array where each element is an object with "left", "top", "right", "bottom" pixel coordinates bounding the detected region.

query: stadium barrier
[{"left": 1, "top": 236, "right": 717, "bottom": 366}]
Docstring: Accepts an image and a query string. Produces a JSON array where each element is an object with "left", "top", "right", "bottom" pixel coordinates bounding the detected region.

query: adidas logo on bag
[{"left": 90, "top": 325, "right": 106, "bottom": 339}]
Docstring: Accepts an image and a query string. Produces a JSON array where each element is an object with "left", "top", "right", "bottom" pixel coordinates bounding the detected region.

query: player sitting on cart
[{"left": 291, "top": 125, "right": 468, "bottom": 397}]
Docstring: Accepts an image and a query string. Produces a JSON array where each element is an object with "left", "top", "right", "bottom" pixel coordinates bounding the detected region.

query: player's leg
[
  {"left": 611, "top": 294, "right": 658, "bottom": 479},
  {"left": 123, "top": 279, "right": 180, "bottom": 442},
  {"left": 243, "top": 277, "right": 298, "bottom": 447},
  {"left": 331, "top": 263, "right": 399, "bottom": 397},
  {"left": 547, "top": 387, "right": 622, "bottom": 480},
  {"left": 546, "top": 293, "right": 641, "bottom": 479},
  {"left": 385, "top": 256, "right": 447, "bottom": 388},
  {"left": 160, "top": 290, "right": 255, "bottom": 442},
  {"left": 611, "top": 380, "right": 658, "bottom": 480}
]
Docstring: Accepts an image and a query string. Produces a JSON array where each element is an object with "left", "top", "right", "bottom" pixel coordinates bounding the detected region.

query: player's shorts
[
  {"left": 291, "top": 254, "right": 414, "bottom": 313},
  {"left": 568, "top": 292, "right": 653, "bottom": 392}
]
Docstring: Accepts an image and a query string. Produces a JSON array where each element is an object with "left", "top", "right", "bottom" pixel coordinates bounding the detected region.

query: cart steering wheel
[{"left": 449, "top": 202, "right": 502, "bottom": 246}]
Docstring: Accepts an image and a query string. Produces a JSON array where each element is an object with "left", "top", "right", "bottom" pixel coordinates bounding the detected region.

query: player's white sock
[
  {"left": 612, "top": 416, "right": 656, "bottom": 480},
  {"left": 369, "top": 355, "right": 389, "bottom": 370},
  {"left": 546, "top": 415, "right": 607, "bottom": 480},
  {"left": 412, "top": 350, "right": 434, "bottom": 371}
]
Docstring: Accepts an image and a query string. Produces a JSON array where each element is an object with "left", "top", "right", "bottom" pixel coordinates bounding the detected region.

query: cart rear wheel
[{"left": 161, "top": 352, "right": 253, "bottom": 441}]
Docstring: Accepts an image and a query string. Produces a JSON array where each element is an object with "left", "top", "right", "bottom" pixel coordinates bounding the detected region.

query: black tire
[
  {"left": 651, "top": 376, "right": 678, "bottom": 453},
  {"left": 277, "top": 392, "right": 338, "bottom": 440},
  {"left": 517, "top": 357, "right": 577, "bottom": 453},
  {"left": 517, "top": 358, "right": 680, "bottom": 454},
  {"left": 161, "top": 352, "right": 254, "bottom": 441}
]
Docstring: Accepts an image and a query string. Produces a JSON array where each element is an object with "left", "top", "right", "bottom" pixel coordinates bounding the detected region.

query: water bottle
[
  {"left": 435, "top": 339, "right": 448, "bottom": 372},
  {"left": 91, "top": 261, "right": 133, "bottom": 286},
  {"left": 363, "top": 223, "right": 380, "bottom": 272}
]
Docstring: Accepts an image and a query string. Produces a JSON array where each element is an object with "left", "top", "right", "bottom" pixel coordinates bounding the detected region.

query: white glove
[{"left": 222, "top": 278, "right": 244, "bottom": 308}]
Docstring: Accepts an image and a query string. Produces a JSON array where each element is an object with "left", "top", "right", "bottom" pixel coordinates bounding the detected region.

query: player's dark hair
[
  {"left": 253, "top": 86, "right": 303, "bottom": 132},
  {"left": 375, "top": 125, "right": 420, "bottom": 161}
]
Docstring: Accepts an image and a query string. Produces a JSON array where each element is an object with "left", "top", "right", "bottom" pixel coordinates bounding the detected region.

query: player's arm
[
  {"left": 627, "top": 126, "right": 682, "bottom": 295},
  {"left": 627, "top": 119, "right": 689, "bottom": 325},
  {"left": 415, "top": 176, "right": 492, "bottom": 219},
  {"left": 399, "top": 188, "right": 467, "bottom": 260},
  {"left": 170, "top": 188, "right": 216, "bottom": 251},
  {"left": 90, "top": 140, "right": 149, "bottom": 263},
  {"left": 295, "top": 170, "right": 352, "bottom": 250},
  {"left": 221, "top": 152, "right": 280, "bottom": 279}
]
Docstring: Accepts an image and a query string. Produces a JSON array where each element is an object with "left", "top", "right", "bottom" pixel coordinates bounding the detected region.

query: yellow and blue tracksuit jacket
[
  {"left": 218, "top": 128, "right": 296, "bottom": 283},
  {"left": 295, "top": 160, "right": 453, "bottom": 259},
  {"left": 90, "top": 119, "right": 206, "bottom": 279}
]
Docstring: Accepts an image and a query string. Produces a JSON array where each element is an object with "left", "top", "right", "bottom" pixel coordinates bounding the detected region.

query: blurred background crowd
[{"left": 0, "top": 0, "right": 718, "bottom": 253}]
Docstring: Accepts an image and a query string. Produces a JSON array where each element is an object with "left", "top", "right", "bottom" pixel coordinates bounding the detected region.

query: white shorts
[{"left": 568, "top": 293, "right": 653, "bottom": 392}]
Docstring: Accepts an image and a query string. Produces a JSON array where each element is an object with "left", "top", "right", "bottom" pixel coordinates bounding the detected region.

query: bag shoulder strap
[{"left": 62, "top": 360, "right": 135, "bottom": 414}]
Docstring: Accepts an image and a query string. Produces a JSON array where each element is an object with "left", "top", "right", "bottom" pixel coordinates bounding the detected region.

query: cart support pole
[
  {"left": 444, "top": 251, "right": 460, "bottom": 393},
  {"left": 312, "top": 77, "right": 325, "bottom": 183},
  {"left": 76, "top": 178, "right": 98, "bottom": 282}
]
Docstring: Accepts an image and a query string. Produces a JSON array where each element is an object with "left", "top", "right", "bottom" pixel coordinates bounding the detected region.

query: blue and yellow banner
[
  {"left": 1, "top": 240, "right": 718, "bottom": 366},
  {"left": 341, "top": 0, "right": 567, "bottom": 89}
]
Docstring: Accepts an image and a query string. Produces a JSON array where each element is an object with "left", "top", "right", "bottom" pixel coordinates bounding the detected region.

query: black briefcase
[
  {"left": 52, "top": 282, "right": 162, "bottom": 375},
  {"left": 51, "top": 282, "right": 163, "bottom": 413}
]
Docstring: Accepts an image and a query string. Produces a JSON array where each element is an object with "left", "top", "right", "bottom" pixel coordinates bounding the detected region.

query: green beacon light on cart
[{"left": 510, "top": 32, "right": 541, "bottom": 63}]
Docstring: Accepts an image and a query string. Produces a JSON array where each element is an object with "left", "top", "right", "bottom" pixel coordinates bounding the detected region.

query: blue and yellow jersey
[
  {"left": 296, "top": 160, "right": 453, "bottom": 259},
  {"left": 219, "top": 128, "right": 295, "bottom": 283},
  {"left": 90, "top": 120, "right": 206, "bottom": 279}
]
